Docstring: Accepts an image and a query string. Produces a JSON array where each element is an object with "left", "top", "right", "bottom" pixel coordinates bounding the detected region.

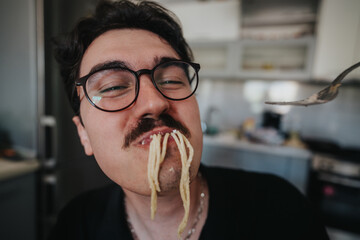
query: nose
[{"left": 133, "top": 74, "right": 170, "bottom": 119}]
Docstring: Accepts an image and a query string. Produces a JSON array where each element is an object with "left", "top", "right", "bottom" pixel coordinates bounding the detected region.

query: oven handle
[{"left": 319, "top": 173, "right": 360, "bottom": 188}]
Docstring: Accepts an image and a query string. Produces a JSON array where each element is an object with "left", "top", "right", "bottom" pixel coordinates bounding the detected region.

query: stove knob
[{"left": 326, "top": 162, "right": 334, "bottom": 171}]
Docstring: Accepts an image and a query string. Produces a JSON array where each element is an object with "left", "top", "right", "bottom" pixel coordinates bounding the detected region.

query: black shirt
[{"left": 49, "top": 165, "right": 329, "bottom": 239}]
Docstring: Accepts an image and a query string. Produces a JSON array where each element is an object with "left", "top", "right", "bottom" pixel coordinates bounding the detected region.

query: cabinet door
[
  {"left": 238, "top": 37, "right": 315, "bottom": 80},
  {"left": 190, "top": 38, "right": 316, "bottom": 81},
  {"left": 313, "top": 0, "right": 360, "bottom": 80},
  {"left": 190, "top": 41, "right": 238, "bottom": 79},
  {"left": 0, "top": 174, "right": 36, "bottom": 240}
]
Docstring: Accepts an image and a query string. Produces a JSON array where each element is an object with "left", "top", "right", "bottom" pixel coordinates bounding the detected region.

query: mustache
[{"left": 123, "top": 114, "right": 190, "bottom": 149}]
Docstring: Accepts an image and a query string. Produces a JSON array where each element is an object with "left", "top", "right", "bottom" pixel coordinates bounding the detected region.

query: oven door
[{"left": 308, "top": 170, "right": 360, "bottom": 234}]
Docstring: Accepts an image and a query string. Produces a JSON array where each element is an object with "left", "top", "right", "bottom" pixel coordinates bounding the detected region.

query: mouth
[
  {"left": 123, "top": 114, "right": 191, "bottom": 149},
  {"left": 136, "top": 127, "right": 178, "bottom": 147}
]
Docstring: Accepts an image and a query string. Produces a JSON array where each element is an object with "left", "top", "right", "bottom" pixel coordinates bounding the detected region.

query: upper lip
[{"left": 137, "top": 127, "right": 176, "bottom": 145}]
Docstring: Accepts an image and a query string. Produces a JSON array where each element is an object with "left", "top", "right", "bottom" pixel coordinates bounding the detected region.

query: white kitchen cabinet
[
  {"left": 238, "top": 37, "right": 315, "bottom": 80},
  {"left": 163, "top": 0, "right": 240, "bottom": 41},
  {"left": 312, "top": 0, "right": 360, "bottom": 80},
  {"left": 190, "top": 41, "right": 238, "bottom": 79},
  {"left": 190, "top": 36, "right": 315, "bottom": 81}
]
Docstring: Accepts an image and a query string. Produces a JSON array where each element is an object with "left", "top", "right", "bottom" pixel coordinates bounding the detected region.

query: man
[{"left": 50, "top": 1, "right": 329, "bottom": 239}]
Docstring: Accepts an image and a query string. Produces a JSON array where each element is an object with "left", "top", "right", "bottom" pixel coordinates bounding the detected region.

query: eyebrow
[
  {"left": 84, "top": 56, "right": 181, "bottom": 76},
  {"left": 154, "top": 56, "right": 180, "bottom": 65},
  {"left": 86, "top": 60, "right": 130, "bottom": 76}
]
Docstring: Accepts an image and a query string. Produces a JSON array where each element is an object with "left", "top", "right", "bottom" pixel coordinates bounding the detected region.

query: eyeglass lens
[{"left": 84, "top": 61, "right": 198, "bottom": 111}]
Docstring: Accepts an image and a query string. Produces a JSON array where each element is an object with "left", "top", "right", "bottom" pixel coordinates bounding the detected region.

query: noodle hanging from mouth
[{"left": 147, "top": 130, "right": 194, "bottom": 238}]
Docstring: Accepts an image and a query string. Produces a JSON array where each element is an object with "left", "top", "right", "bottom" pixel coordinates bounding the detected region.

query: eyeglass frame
[{"left": 75, "top": 59, "right": 201, "bottom": 112}]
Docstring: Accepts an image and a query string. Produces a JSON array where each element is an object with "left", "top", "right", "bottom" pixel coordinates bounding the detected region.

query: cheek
[
  {"left": 78, "top": 103, "right": 151, "bottom": 186},
  {"left": 81, "top": 109, "right": 146, "bottom": 188},
  {"left": 81, "top": 103, "right": 128, "bottom": 158},
  {"left": 178, "top": 98, "right": 203, "bottom": 167},
  {"left": 182, "top": 98, "right": 202, "bottom": 136}
]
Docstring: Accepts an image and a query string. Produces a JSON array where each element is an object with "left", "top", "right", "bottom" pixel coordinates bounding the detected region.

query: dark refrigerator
[{"left": 39, "top": 0, "right": 111, "bottom": 239}]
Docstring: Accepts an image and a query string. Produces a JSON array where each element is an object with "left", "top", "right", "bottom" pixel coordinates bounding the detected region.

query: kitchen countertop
[
  {"left": 0, "top": 158, "right": 40, "bottom": 182},
  {"left": 204, "top": 134, "right": 312, "bottom": 159}
]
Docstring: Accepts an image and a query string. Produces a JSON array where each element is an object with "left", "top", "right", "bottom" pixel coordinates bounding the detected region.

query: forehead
[{"left": 80, "top": 29, "right": 180, "bottom": 76}]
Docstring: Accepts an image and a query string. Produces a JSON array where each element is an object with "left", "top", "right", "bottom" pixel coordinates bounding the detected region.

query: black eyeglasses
[{"left": 75, "top": 60, "right": 200, "bottom": 112}]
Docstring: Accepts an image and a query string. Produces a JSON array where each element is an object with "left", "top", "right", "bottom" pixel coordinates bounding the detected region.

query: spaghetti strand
[{"left": 147, "top": 130, "right": 194, "bottom": 238}]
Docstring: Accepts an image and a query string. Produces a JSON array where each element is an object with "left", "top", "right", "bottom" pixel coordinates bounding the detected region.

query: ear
[{"left": 72, "top": 116, "right": 94, "bottom": 156}]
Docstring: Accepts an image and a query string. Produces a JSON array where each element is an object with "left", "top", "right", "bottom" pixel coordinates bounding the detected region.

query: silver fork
[{"left": 265, "top": 61, "right": 360, "bottom": 106}]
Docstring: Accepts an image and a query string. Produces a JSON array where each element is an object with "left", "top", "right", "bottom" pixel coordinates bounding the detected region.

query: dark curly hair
[{"left": 54, "top": 0, "right": 193, "bottom": 114}]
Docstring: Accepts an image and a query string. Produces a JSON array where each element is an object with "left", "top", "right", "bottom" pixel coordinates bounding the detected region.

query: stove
[{"left": 306, "top": 141, "right": 360, "bottom": 234}]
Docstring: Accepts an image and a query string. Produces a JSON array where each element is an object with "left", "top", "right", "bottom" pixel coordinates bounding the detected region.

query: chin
[
  {"left": 157, "top": 157, "right": 200, "bottom": 194},
  {"left": 158, "top": 158, "right": 183, "bottom": 192}
]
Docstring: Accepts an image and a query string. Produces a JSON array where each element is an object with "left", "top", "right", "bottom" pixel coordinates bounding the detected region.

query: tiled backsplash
[{"left": 196, "top": 78, "right": 360, "bottom": 148}]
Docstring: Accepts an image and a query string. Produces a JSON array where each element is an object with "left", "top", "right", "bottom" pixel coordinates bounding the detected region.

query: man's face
[{"left": 75, "top": 29, "right": 203, "bottom": 195}]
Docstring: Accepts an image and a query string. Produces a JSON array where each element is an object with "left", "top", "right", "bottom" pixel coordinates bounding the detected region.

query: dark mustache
[{"left": 123, "top": 114, "right": 190, "bottom": 149}]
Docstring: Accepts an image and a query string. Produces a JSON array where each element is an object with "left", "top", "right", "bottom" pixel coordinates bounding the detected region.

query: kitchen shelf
[
  {"left": 190, "top": 36, "right": 316, "bottom": 81},
  {"left": 190, "top": 40, "right": 238, "bottom": 79}
]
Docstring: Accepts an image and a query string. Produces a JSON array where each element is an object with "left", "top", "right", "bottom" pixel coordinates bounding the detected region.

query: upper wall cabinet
[
  {"left": 312, "top": 0, "right": 360, "bottom": 81},
  {"left": 187, "top": 0, "right": 319, "bottom": 81},
  {"left": 190, "top": 37, "right": 316, "bottom": 80},
  {"left": 190, "top": 40, "right": 238, "bottom": 79},
  {"left": 239, "top": 37, "right": 315, "bottom": 80},
  {"left": 163, "top": 0, "right": 241, "bottom": 41},
  {"left": 172, "top": 0, "right": 360, "bottom": 81}
]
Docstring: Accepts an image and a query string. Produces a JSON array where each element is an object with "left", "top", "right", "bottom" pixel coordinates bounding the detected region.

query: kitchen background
[{"left": 0, "top": 0, "right": 360, "bottom": 240}]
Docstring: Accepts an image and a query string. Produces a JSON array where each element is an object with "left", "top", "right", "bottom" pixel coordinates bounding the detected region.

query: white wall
[
  {"left": 0, "top": 0, "right": 38, "bottom": 150},
  {"left": 196, "top": 79, "right": 360, "bottom": 148}
]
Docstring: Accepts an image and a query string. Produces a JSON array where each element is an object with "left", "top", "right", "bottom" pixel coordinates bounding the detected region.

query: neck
[{"left": 124, "top": 174, "right": 208, "bottom": 240}]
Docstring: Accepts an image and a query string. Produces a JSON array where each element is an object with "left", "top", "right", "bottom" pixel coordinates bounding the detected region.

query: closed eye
[
  {"left": 158, "top": 80, "right": 185, "bottom": 85},
  {"left": 97, "top": 83, "right": 133, "bottom": 98},
  {"left": 100, "top": 85, "right": 127, "bottom": 93},
  {"left": 157, "top": 79, "right": 187, "bottom": 90}
]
